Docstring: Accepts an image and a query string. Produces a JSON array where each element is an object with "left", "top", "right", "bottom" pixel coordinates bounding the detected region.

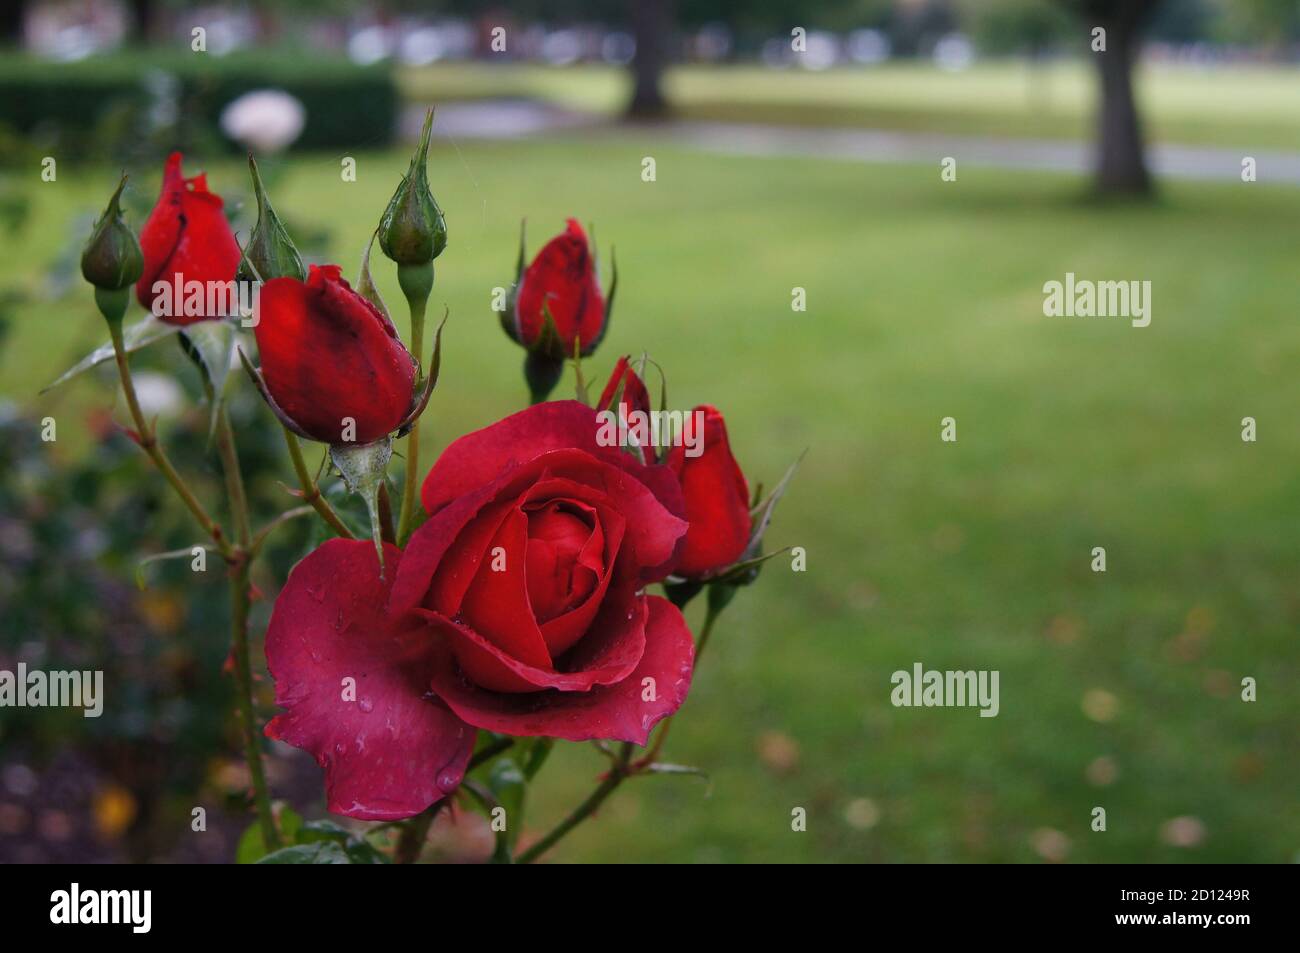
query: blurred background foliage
[{"left": 0, "top": 0, "right": 1298, "bottom": 863}]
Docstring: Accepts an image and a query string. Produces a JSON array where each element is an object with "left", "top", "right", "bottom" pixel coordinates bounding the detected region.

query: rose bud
[
  {"left": 135, "top": 152, "right": 242, "bottom": 325},
  {"left": 378, "top": 108, "right": 447, "bottom": 269},
  {"left": 251, "top": 264, "right": 416, "bottom": 445},
  {"left": 664, "top": 405, "right": 752, "bottom": 579},
  {"left": 81, "top": 173, "right": 144, "bottom": 323},
  {"left": 596, "top": 355, "right": 653, "bottom": 462},
  {"left": 236, "top": 154, "right": 305, "bottom": 285},
  {"left": 508, "top": 218, "right": 610, "bottom": 361}
]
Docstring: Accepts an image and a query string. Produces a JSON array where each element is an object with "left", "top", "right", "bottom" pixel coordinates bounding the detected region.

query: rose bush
[{"left": 67, "top": 117, "right": 792, "bottom": 861}]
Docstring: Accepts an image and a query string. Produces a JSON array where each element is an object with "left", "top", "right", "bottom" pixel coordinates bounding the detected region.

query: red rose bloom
[
  {"left": 665, "top": 405, "right": 752, "bottom": 578},
  {"left": 514, "top": 219, "right": 605, "bottom": 357},
  {"left": 263, "top": 402, "right": 696, "bottom": 819},
  {"left": 253, "top": 264, "right": 416, "bottom": 445},
  {"left": 135, "top": 151, "right": 241, "bottom": 325}
]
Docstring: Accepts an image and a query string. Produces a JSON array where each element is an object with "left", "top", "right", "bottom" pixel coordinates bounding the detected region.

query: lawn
[
  {"left": 3, "top": 134, "right": 1297, "bottom": 862},
  {"left": 403, "top": 60, "right": 1300, "bottom": 151}
]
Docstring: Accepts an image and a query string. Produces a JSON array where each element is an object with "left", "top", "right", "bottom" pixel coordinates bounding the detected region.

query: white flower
[{"left": 220, "top": 89, "right": 306, "bottom": 154}]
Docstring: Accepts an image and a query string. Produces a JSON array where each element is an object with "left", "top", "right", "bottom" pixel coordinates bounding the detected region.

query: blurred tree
[
  {"left": 0, "top": 0, "right": 26, "bottom": 44},
  {"left": 960, "top": 0, "right": 1073, "bottom": 56},
  {"left": 628, "top": 0, "right": 674, "bottom": 117},
  {"left": 1060, "top": 0, "right": 1163, "bottom": 196},
  {"left": 624, "top": 0, "right": 893, "bottom": 117},
  {"left": 1212, "top": 0, "right": 1300, "bottom": 47}
]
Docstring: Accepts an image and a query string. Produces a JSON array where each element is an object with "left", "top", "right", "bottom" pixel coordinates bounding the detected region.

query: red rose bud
[
  {"left": 665, "top": 405, "right": 752, "bottom": 578},
  {"left": 596, "top": 356, "right": 653, "bottom": 462},
  {"left": 378, "top": 108, "right": 447, "bottom": 268},
  {"left": 511, "top": 219, "right": 609, "bottom": 360},
  {"left": 253, "top": 264, "right": 416, "bottom": 445},
  {"left": 136, "top": 152, "right": 241, "bottom": 325}
]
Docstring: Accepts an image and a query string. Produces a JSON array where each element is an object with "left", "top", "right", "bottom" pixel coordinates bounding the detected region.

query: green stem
[
  {"left": 692, "top": 596, "right": 725, "bottom": 662},
  {"left": 107, "top": 320, "right": 232, "bottom": 560},
  {"left": 468, "top": 737, "right": 514, "bottom": 770},
  {"left": 636, "top": 596, "right": 727, "bottom": 768},
  {"left": 516, "top": 743, "right": 633, "bottom": 864},
  {"left": 213, "top": 404, "right": 279, "bottom": 851},
  {"left": 391, "top": 737, "right": 514, "bottom": 863},
  {"left": 283, "top": 428, "right": 355, "bottom": 539},
  {"left": 214, "top": 406, "right": 252, "bottom": 548},
  {"left": 228, "top": 553, "right": 279, "bottom": 851},
  {"left": 396, "top": 270, "right": 431, "bottom": 544},
  {"left": 395, "top": 800, "right": 444, "bottom": 864}
]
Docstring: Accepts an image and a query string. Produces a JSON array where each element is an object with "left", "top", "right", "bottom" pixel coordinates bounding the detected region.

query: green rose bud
[
  {"left": 378, "top": 108, "right": 447, "bottom": 267},
  {"left": 237, "top": 154, "right": 305, "bottom": 285},
  {"left": 80, "top": 174, "right": 144, "bottom": 293}
]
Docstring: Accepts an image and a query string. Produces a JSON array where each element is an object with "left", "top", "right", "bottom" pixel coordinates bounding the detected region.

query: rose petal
[
  {"left": 458, "top": 507, "right": 553, "bottom": 671},
  {"left": 428, "top": 596, "right": 694, "bottom": 744},
  {"left": 264, "top": 539, "right": 475, "bottom": 820},
  {"left": 416, "top": 588, "right": 645, "bottom": 694}
]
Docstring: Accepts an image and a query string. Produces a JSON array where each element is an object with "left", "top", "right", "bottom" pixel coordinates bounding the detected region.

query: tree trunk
[
  {"left": 0, "top": 1, "right": 25, "bottom": 45},
  {"left": 1091, "top": 5, "right": 1154, "bottom": 195},
  {"left": 626, "top": 0, "right": 672, "bottom": 119},
  {"left": 129, "top": 0, "right": 159, "bottom": 44}
]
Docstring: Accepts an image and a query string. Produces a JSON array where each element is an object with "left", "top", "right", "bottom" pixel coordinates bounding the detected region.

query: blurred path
[
  {"left": 427, "top": 102, "right": 1300, "bottom": 185},
  {"left": 664, "top": 121, "right": 1300, "bottom": 185}
]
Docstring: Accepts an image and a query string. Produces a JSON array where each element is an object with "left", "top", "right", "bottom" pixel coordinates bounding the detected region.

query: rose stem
[
  {"left": 390, "top": 737, "right": 515, "bottom": 863},
  {"left": 395, "top": 266, "right": 431, "bottom": 545},
  {"left": 215, "top": 404, "right": 280, "bottom": 850},
  {"left": 107, "top": 320, "right": 232, "bottom": 560},
  {"left": 282, "top": 428, "right": 355, "bottom": 539},
  {"left": 394, "top": 800, "right": 445, "bottom": 864},
  {"left": 516, "top": 742, "right": 635, "bottom": 864},
  {"left": 634, "top": 598, "right": 727, "bottom": 769}
]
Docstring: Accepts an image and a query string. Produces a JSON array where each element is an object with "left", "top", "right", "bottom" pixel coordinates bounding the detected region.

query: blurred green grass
[
  {"left": 3, "top": 133, "right": 1298, "bottom": 862},
  {"left": 403, "top": 60, "right": 1300, "bottom": 150}
]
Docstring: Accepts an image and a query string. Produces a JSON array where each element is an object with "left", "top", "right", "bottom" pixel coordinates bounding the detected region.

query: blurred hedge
[{"left": 0, "top": 51, "right": 397, "bottom": 158}]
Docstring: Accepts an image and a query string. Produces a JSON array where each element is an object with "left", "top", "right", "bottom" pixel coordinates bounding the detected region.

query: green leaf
[
  {"left": 356, "top": 230, "right": 392, "bottom": 325},
  {"left": 256, "top": 841, "right": 352, "bottom": 864},
  {"left": 278, "top": 806, "right": 304, "bottom": 843},
  {"left": 41, "top": 312, "right": 184, "bottom": 393},
  {"left": 236, "top": 822, "right": 270, "bottom": 865},
  {"left": 135, "top": 545, "right": 209, "bottom": 589},
  {"left": 297, "top": 819, "right": 350, "bottom": 844},
  {"left": 178, "top": 319, "right": 238, "bottom": 438},
  {"left": 642, "top": 762, "right": 712, "bottom": 792}
]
